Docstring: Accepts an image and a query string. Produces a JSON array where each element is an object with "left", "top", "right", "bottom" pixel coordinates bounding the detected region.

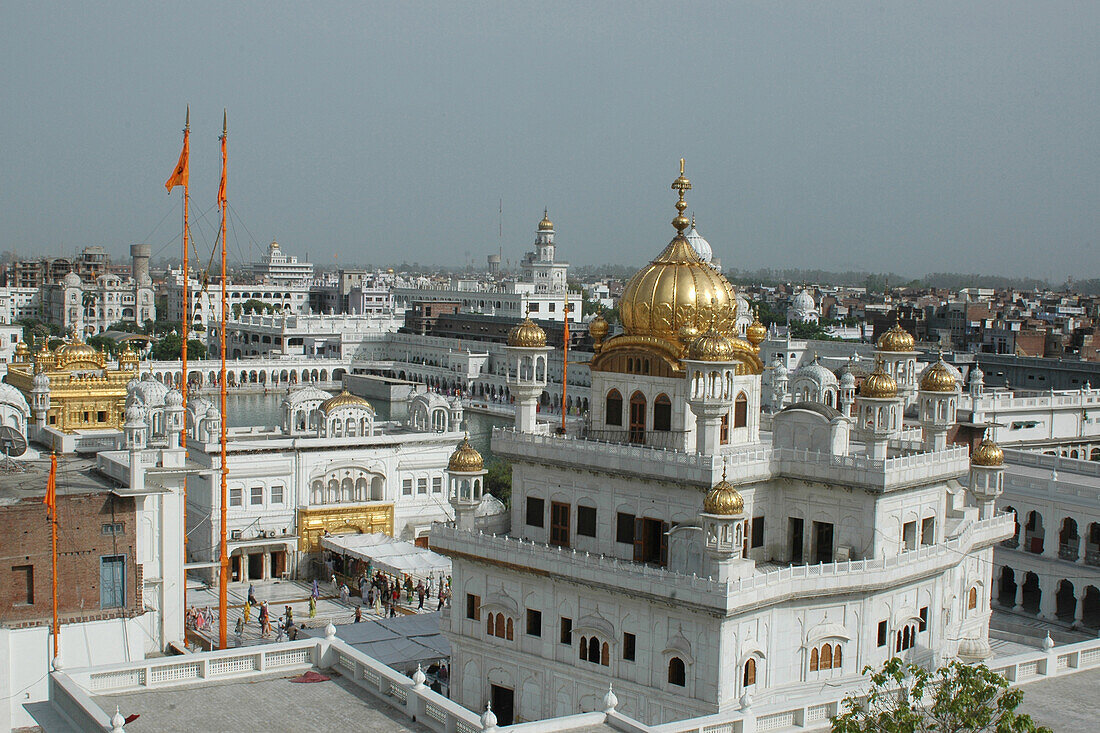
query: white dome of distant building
[
  {"left": 789, "top": 288, "right": 819, "bottom": 323},
  {"left": 62, "top": 271, "right": 82, "bottom": 287},
  {"left": 685, "top": 218, "right": 713, "bottom": 263}
]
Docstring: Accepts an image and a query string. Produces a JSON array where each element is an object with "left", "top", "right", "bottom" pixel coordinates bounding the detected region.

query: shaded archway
[
  {"left": 1056, "top": 579, "right": 1076, "bottom": 621},
  {"left": 998, "top": 566, "right": 1017, "bottom": 607},
  {"left": 1021, "top": 571, "right": 1041, "bottom": 614}
]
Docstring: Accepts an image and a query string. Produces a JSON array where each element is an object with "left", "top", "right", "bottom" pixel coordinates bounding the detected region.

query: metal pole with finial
[{"left": 217, "top": 109, "right": 230, "bottom": 650}]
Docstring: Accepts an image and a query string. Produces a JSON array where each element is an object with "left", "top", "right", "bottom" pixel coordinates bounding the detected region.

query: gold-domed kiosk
[
  {"left": 448, "top": 434, "right": 485, "bottom": 473},
  {"left": 703, "top": 472, "right": 744, "bottom": 515},
  {"left": 971, "top": 437, "right": 1004, "bottom": 467},
  {"left": 919, "top": 359, "right": 958, "bottom": 393},
  {"left": 860, "top": 359, "right": 899, "bottom": 399},
  {"left": 590, "top": 160, "right": 762, "bottom": 377},
  {"left": 877, "top": 320, "right": 916, "bottom": 353}
]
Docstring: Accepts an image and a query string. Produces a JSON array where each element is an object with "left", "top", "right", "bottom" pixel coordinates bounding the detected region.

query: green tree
[
  {"left": 87, "top": 334, "right": 118, "bottom": 356},
  {"left": 151, "top": 334, "right": 207, "bottom": 361},
  {"left": 240, "top": 298, "right": 274, "bottom": 315},
  {"left": 832, "top": 658, "right": 1051, "bottom": 733},
  {"left": 484, "top": 458, "right": 512, "bottom": 508}
]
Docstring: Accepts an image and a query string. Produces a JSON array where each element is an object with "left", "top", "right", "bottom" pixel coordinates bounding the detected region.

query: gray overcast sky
[{"left": 2, "top": 2, "right": 1098, "bottom": 279}]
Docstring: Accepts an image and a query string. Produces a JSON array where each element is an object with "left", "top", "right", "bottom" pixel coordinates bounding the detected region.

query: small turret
[
  {"left": 969, "top": 437, "right": 1004, "bottom": 519},
  {"left": 448, "top": 435, "right": 486, "bottom": 531}
]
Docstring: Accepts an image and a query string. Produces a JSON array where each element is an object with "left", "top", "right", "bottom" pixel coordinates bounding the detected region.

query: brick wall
[{"left": 0, "top": 492, "right": 140, "bottom": 628}]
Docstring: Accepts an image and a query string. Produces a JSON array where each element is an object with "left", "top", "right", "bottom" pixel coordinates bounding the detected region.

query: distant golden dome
[
  {"left": 538, "top": 209, "right": 554, "bottom": 231},
  {"left": 920, "top": 359, "right": 958, "bottom": 393},
  {"left": 588, "top": 314, "right": 609, "bottom": 342},
  {"left": 319, "top": 390, "right": 373, "bottom": 413},
  {"left": 448, "top": 435, "right": 484, "bottom": 472},
  {"left": 57, "top": 338, "right": 99, "bottom": 361},
  {"left": 508, "top": 317, "right": 547, "bottom": 348},
  {"left": 971, "top": 438, "right": 1004, "bottom": 467},
  {"left": 860, "top": 360, "right": 898, "bottom": 399},
  {"left": 746, "top": 309, "right": 768, "bottom": 347},
  {"left": 704, "top": 475, "right": 744, "bottom": 515},
  {"left": 877, "top": 321, "right": 915, "bottom": 352},
  {"left": 14, "top": 341, "right": 29, "bottom": 358},
  {"left": 687, "top": 328, "right": 737, "bottom": 362}
]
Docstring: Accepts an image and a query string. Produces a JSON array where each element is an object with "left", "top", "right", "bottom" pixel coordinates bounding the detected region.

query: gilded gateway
[{"left": 5, "top": 336, "right": 139, "bottom": 433}]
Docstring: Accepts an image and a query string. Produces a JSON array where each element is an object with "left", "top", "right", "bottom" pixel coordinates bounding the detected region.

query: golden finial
[
  {"left": 222, "top": 108, "right": 227, "bottom": 135},
  {"left": 690, "top": 213, "right": 696, "bottom": 229},
  {"left": 671, "top": 158, "right": 692, "bottom": 235},
  {"left": 185, "top": 104, "right": 190, "bottom": 130}
]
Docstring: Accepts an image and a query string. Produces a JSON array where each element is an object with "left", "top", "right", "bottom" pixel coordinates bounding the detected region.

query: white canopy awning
[{"left": 321, "top": 532, "right": 451, "bottom": 578}]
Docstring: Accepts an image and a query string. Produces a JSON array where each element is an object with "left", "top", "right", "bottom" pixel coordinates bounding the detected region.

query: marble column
[{"left": 1013, "top": 581, "right": 1024, "bottom": 612}]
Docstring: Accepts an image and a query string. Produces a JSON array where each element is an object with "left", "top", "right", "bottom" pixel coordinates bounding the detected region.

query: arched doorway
[
  {"left": 629, "top": 391, "right": 646, "bottom": 444},
  {"left": 998, "top": 566, "right": 1017, "bottom": 607},
  {"left": 1021, "top": 572, "right": 1041, "bottom": 614},
  {"left": 1056, "top": 579, "right": 1076, "bottom": 621},
  {"left": 1083, "top": 586, "right": 1100, "bottom": 627},
  {"left": 1060, "top": 518, "right": 1079, "bottom": 561}
]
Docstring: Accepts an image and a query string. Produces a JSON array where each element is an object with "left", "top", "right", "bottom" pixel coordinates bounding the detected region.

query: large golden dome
[
  {"left": 507, "top": 317, "right": 547, "bottom": 348},
  {"left": 877, "top": 321, "right": 915, "bottom": 352},
  {"left": 704, "top": 473, "right": 744, "bottom": 515},
  {"left": 860, "top": 359, "right": 898, "bottom": 399},
  {"left": 919, "top": 359, "right": 958, "bottom": 393},
  {"left": 448, "top": 435, "right": 484, "bottom": 472},
  {"left": 971, "top": 438, "right": 1004, "bottom": 467},
  {"left": 319, "top": 390, "right": 373, "bottom": 413}
]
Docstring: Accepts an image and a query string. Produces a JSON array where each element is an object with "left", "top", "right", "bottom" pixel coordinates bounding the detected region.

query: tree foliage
[
  {"left": 832, "top": 658, "right": 1051, "bottom": 733},
  {"left": 484, "top": 458, "right": 512, "bottom": 508},
  {"left": 150, "top": 334, "right": 207, "bottom": 361}
]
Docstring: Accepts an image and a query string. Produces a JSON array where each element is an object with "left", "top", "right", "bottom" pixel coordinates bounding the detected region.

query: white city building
[
  {"left": 162, "top": 274, "right": 310, "bottom": 328},
  {"left": 393, "top": 213, "right": 577, "bottom": 323},
  {"left": 40, "top": 244, "right": 155, "bottom": 334},
  {"left": 248, "top": 239, "right": 314, "bottom": 286},
  {"left": 432, "top": 167, "right": 1013, "bottom": 726}
]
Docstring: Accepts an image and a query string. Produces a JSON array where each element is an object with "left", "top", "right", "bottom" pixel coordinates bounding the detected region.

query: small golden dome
[
  {"left": 687, "top": 328, "right": 737, "bottom": 362},
  {"left": 746, "top": 309, "right": 768, "bottom": 347},
  {"left": 860, "top": 359, "right": 898, "bottom": 399},
  {"left": 57, "top": 338, "right": 99, "bottom": 360},
  {"left": 589, "top": 314, "right": 609, "bottom": 341},
  {"left": 704, "top": 472, "right": 744, "bottom": 515},
  {"left": 14, "top": 341, "right": 29, "bottom": 357},
  {"left": 538, "top": 209, "right": 553, "bottom": 231},
  {"left": 920, "top": 359, "right": 958, "bottom": 393},
  {"left": 448, "top": 435, "right": 484, "bottom": 472},
  {"left": 877, "top": 321, "right": 915, "bottom": 352},
  {"left": 508, "top": 317, "right": 547, "bottom": 348},
  {"left": 319, "top": 390, "right": 373, "bottom": 413},
  {"left": 971, "top": 438, "right": 1004, "bottom": 467}
]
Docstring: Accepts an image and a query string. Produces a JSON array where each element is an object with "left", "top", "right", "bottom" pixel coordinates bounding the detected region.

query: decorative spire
[
  {"left": 185, "top": 104, "right": 190, "bottom": 131},
  {"left": 671, "top": 158, "right": 692, "bottom": 235}
]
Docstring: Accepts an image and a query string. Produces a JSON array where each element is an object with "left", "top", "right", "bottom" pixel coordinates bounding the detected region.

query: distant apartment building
[{"left": 248, "top": 239, "right": 314, "bottom": 286}]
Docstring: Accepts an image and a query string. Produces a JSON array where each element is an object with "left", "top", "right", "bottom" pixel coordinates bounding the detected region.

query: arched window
[
  {"left": 496, "top": 613, "right": 506, "bottom": 639},
  {"left": 579, "top": 636, "right": 588, "bottom": 661},
  {"left": 720, "top": 413, "right": 730, "bottom": 444},
  {"left": 487, "top": 615, "right": 495, "bottom": 636},
  {"left": 606, "top": 389, "right": 623, "bottom": 427},
  {"left": 601, "top": 642, "right": 610, "bottom": 666},
  {"left": 832, "top": 645, "right": 842, "bottom": 669},
  {"left": 743, "top": 658, "right": 757, "bottom": 686},
  {"left": 653, "top": 394, "right": 672, "bottom": 432},
  {"left": 668, "top": 657, "right": 686, "bottom": 686},
  {"left": 588, "top": 637, "right": 599, "bottom": 662},
  {"left": 734, "top": 392, "right": 748, "bottom": 428},
  {"left": 629, "top": 391, "right": 647, "bottom": 443},
  {"left": 810, "top": 647, "right": 819, "bottom": 672},
  {"left": 968, "top": 586, "right": 978, "bottom": 610},
  {"left": 506, "top": 617, "right": 514, "bottom": 641},
  {"left": 820, "top": 644, "right": 832, "bottom": 669}
]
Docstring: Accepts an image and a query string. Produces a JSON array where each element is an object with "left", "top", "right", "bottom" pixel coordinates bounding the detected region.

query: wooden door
[
  {"left": 550, "top": 502, "right": 570, "bottom": 547},
  {"left": 629, "top": 392, "right": 646, "bottom": 443}
]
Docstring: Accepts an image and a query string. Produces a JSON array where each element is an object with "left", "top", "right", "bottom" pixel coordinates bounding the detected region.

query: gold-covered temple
[{"left": 5, "top": 336, "right": 140, "bottom": 433}]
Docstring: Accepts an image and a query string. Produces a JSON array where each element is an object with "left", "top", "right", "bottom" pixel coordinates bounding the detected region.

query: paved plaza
[{"left": 184, "top": 578, "right": 446, "bottom": 648}]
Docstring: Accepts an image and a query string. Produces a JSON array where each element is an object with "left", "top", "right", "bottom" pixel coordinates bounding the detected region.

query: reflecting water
[{"left": 222, "top": 391, "right": 509, "bottom": 462}]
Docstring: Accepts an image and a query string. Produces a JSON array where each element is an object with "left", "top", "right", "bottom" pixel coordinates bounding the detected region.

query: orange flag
[
  {"left": 165, "top": 128, "right": 190, "bottom": 193},
  {"left": 218, "top": 114, "right": 227, "bottom": 206},
  {"left": 43, "top": 453, "right": 57, "bottom": 516}
]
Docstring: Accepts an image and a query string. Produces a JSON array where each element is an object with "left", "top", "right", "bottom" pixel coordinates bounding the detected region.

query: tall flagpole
[
  {"left": 218, "top": 110, "right": 229, "bottom": 649},
  {"left": 48, "top": 453, "right": 58, "bottom": 664},
  {"left": 561, "top": 299, "right": 570, "bottom": 435}
]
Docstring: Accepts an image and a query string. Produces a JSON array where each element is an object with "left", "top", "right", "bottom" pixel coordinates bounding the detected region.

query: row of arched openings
[
  {"left": 486, "top": 613, "right": 513, "bottom": 640},
  {"left": 809, "top": 643, "right": 842, "bottom": 671},
  {"left": 579, "top": 636, "right": 609, "bottom": 666}
]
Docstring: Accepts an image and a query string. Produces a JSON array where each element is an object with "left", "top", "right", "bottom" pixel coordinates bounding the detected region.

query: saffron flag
[
  {"left": 218, "top": 128, "right": 227, "bottom": 206},
  {"left": 43, "top": 453, "right": 57, "bottom": 516},
  {"left": 165, "top": 131, "right": 190, "bottom": 192}
]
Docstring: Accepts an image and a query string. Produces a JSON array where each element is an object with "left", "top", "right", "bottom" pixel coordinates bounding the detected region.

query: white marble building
[{"left": 432, "top": 167, "right": 1013, "bottom": 726}]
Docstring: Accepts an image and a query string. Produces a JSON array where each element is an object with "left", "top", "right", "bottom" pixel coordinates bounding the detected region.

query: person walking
[
  {"left": 330, "top": 573, "right": 338, "bottom": 593},
  {"left": 243, "top": 599, "right": 251, "bottom": 625},
  {"left": 416, "top": 581, "right": 425, "bottom": 610},
  {"left": 437, "top": 585, "right": 445, "bottom": 610},
  {"left": 247, "top": 584, "right": 257, "bottom": 607},
  {"left": 308, "top": 596, "right": 317, "bottom": 618},
  {"left": 235, "top": 616, "right": 244, "bottom": 645},
  {"left": 259, "top": 601, "right": 271, "bottom": 638},
  {"left": 354, "top": 606, "right": 362, "bottom": 623},
  {"left": 311, "top": 579, "right": 320, "bottom": 600}
]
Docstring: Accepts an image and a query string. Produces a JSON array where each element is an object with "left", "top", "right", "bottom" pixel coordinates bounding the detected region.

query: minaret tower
[
  {"left": 969, "top": 437, "right": 1004, "bottom": 520},
  {"left": 165, "top": 387, "right": 185, "bottom": 450},
  {"left": 855, "top": 357, "right": 901, "bottom": 460},
  {"left": 968, "top": 364, "right": 985, "bottom": 398},
  {"left": 917, "top": 357, "right": 959, "bottom": 451},
  {"left": 699, "top": 467, "right": 754, "bottom": 582},
  {"left": 447, "top": 435, "right": 486, "bottom": 532},
  {"left": 536, "top": 209, "right": 555, "bottom": 262},
  {"left": 684, "top": 326, "right": 739, "bottom": 455},
  {"left": 31, "top": 370, "right": 50, "bottom": 430},
  {"left": 875, "top": 319, "right": 918, "bottom": 405},
  {"left": 505, "top": 312, "right": 550, "bottom": 433},
  {"left": 838, "top": 366, "right": 856, "bottom": 417},
  {"left": 123, "top": 404, "right": 147, "bottom": 492}
]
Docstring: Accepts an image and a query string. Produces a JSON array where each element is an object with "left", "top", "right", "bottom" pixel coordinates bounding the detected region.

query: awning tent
[{"left": 321, "top": 533, "right": 451, "bottom": 578}]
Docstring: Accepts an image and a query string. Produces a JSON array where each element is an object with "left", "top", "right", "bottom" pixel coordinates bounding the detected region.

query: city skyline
[{"left": 2, "top": 2, "right": 1098, "bottom": 280}]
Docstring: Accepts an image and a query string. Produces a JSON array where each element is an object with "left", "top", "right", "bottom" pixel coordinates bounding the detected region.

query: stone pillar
[
  {"left": 1013, "top": 582, "right": 1024, "bottom": 612},
  {"left": 1039, "top": 581, "right": 1057, "bottom": 620},
  {"left": 1078, "top": 534, "right": 1086, "bottom": 564},
  {"left": 1075, "top": 591, "right": 1086, "bottom": 627}
]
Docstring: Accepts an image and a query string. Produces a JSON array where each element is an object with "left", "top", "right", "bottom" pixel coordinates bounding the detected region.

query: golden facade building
[{"left": 6, "top": 337, "right": 139, "bottom": 433}]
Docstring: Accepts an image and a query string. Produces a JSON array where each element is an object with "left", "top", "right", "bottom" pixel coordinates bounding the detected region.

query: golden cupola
[
  {"left": 971, "top": 437, "right": 1004, "bottom": 467},
  {"left": 919, "top": 358, "right": 958, "bottom": 392},
  {"left": 877, "top": 320, "right": 915, "bottom": 352},
  {"left": 618, "top": 160, "right": 738, "bottom": 347},
  {"left": 687, "top": 327, "right": 737, "bottom": 362},
  {"left": 507, "top": 316, "right": 547, "bottom": 348},
  {"left": 588, "top": 313, "right": 609, "bottom": 352},
  {"left": 746, "top": 308, "right": 768, "bottom": 348},
  {"left": 538, "top": 209, "right": 554, "bottom": 231},
  {"left": 860, "top": 358, "right": 899, "bottom": 399},
  {"left": 703, "top": 470, "right": 744, "bottom": 515},
  {"left": 448, "top": 434, "right": 485, "bottom": 472}
]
